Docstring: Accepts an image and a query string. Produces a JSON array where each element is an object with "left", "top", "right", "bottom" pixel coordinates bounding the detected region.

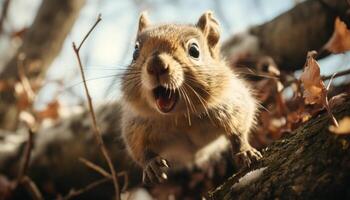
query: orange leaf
[
  {"left": 324, "top": 17, "right": 350, "bottom": 53},
  {"left": 11, "top": 27, "right": 28, "bottom": 39},
  {"left": 36, "top": 100, "right": 60, "bottom": 120},
  {"left": 300, "top": 51, "right": 327, "bottom": 105}
]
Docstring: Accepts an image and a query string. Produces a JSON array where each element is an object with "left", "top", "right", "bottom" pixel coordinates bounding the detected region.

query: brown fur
[{"left": 120, "top": 11, "right": 261, "bottom": 181}]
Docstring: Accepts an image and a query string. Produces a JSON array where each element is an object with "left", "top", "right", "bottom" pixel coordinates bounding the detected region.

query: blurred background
[
  {"left": 3, "top": 0, "right": 347, "bottom": 110},
  {"left": 0, "top": 0, "right": 349, "bottom": 109},
  {"left": 0, "top": 0, "right": 349, "bottom": 199}
]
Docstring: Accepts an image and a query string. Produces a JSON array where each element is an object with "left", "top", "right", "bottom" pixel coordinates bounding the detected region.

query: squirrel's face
[{"left": 122, "top": 11, "right": 231, "bottom": 117}]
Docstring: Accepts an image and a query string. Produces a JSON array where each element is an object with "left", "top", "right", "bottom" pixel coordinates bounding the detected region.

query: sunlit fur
[{"left": 121, "top": 13, "right": 258, "bottom": 168}]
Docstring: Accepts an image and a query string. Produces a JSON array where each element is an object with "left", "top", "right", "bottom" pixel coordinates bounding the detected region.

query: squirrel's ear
[
  {"left": 196, "top": 11, "right": 220, "bottom": 48},
  {"left": 138, "top": 12, "right": 151, "bottom": 33}
]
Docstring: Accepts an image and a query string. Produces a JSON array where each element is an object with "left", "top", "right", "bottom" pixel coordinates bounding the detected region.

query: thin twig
[
  {"left": 284, "top": 67, "right": 350, "bottom": 90},
  {"left": 72, "top": 14, "right": 120, "bottom": 200},
  {"left": 14, "top": 50, "right": 43, "bottom": 199},
  {"left": 17, "top": 129, "right": 34, "bottom": 184},
  {"left": 77, "top": 14, "right": 102, "bottom": 51},
  {"left": 324, "top": 73, "right": 339, "bottom": 127},
  {"left": 61, "top": 177, "right": 110, "bottom": 200},
  {"left": 324, "top": 97, "right": 339, "bottom": 127},
  {"left": 18, "top": 53, "right": 35, "bottom": 102},
  {"left": 61, "top": 158, "right": 129, "bottom": 200},
  {"left": 79, "top": 158, "right": 129, "bottom": 192},
  {"left": 118, "top": 171, "right": 129, "bottom": 192},
  {"left": 326, "top": 72, "right": 337, "bottom": 91},
  {"left": 79, "top": 157, "right": 111, "bottom": 178},
  {"left": 15, "top": 129, "right": 44, "bottom": 200},
  {"left": 21, "top": 176, "right": 44, "bottom": 200}
]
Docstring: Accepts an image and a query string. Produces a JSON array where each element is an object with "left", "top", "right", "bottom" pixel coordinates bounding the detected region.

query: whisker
[
  {"left": 183, "top": 82, "right": 214, "bottom": 123},
  {"left": 64, "top": 75, "right": 127, "bottom": 90},
  {"left": 184, "top": 78, "right": 221, "bottom": 103},
  {"left": 178, "top": 87, "right": 191, "bottom": 126},
  {"left": 182, "top": 85, "right": 197, "bottom": 114},
  {"left": 176, "top": 62, "right": 280, "bottom": 80}
]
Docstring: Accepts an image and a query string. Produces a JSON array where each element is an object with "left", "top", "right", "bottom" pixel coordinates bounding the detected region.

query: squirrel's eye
[
  {"left": 133, "top": 42, "right": 140, "bottom": 60},
  {"left": 188, "top": 42, "right": 200, "bottom": 59}
]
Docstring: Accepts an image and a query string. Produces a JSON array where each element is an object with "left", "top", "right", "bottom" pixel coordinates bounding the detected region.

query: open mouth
[{"left": 153, "top": 86, "right": 178, "bottom": 113}]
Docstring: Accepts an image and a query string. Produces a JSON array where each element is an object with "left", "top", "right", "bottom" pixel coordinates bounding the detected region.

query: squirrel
[{"left": 120, "top": 11, "right": 262, "bottom": 184}]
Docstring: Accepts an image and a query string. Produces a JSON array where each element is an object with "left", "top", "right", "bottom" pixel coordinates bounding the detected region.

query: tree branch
[
  {"left": 72, "top": 14, "right": 121, "bottom": 200},
  {"left": 221, "top": 0, "right": 349, "bottom": 71},
  {"left": 16, "top": 129, "right": 34, "bottom": 184},
  {"left": 0, "top": 0, "right": 10, "bottom": 35},
  {"left": 0, "top": 0, "right": 85, "bottom": 130},
  {"left": 62, "top": 177, "right": 110, "bottom": 200},
  {"left": 209, "top": 98, "right": 350, "bottom": 199}
]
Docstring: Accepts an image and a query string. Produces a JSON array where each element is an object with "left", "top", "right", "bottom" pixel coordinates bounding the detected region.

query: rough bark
[
  {"left": 209, "top": 98, "right": 350, "bottom": 200},
  {"left": 0, "top": 0, "right": 85, "bottom": 130},
  {"left": 221, "top": 0, "right": 350, "bottom": 71}
]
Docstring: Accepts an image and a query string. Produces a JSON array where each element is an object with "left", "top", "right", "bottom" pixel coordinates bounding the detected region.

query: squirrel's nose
[{"left": 147, "top": 55, "right": 169, "bottom": 76}]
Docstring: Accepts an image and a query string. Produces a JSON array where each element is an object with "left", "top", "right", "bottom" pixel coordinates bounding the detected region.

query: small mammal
[{"left": 121, "top": 11, "right": 262, "bottom": 184}]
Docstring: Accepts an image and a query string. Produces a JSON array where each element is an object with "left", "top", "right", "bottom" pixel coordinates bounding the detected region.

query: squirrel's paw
[
  {"left": 234, "top": 147, "right": 262, "bottom": 168},
  {"left": 142, "top": 157, "right": 170, "bottom": 185}
]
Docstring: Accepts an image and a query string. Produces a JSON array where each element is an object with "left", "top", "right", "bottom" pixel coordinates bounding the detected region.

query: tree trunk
[
  {"left": 0, "top": 0, "right": 85, "bottom": 130},
  {"left": 221, "top": 0, "right": 350, "bottom": 71},
  {"left": 209, "top": 98, "right": 350, "bottom": 200}
]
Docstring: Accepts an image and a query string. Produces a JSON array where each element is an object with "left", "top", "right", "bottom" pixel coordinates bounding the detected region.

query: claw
[
  {"left": 234, "top": 147, "right": 262, "bottom": 168},
  {"left": 161, "top": 159, "right": 169, "bottom": 168},
  {"left": 142, "top": 157, "right": 170, "bottom": 185},
  {"left": 161, "top": 172, "right": 168, "bottom": 179}
]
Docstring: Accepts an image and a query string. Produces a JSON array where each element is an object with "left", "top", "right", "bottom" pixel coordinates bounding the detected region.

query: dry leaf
[
  {"left": 329, "top": 116, "right": 350, "bottom": 135},
  {"left": 324, "top": 17, "right": 350, "bottom": 53},
  {"left": 300, "top": 51, "right": 339, "bottom": 127},
  {"left": 36, "top": 100, "right": 60, "bottom": 120},
  {"left": 11, "top": 27, "right": 28, "bottom": 39},
  {"left": 300, "top": 51, "right": 327, "bottom": 105}
]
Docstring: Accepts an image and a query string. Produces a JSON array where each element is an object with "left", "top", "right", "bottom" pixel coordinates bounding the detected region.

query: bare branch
[
  {"left": 72, "top": 14, "right": 120, "bottom": 200},
  {"left": 79, "top": 158, "right": 129, "bottom": 192},
  {"left": 15, "top": 129, "right": 44, "bottom": 200},
  {"left": 16, "top": 129, "right": 34, "bottom": 184},
  {"left": 79, "top": 157, "right": 111, "bottom": 178},
  {"left": 21, "top": 176, "right": 44, "bottom": 200},
  {"left": 325, "top": 72, "right": 339, "bottom": 127},
  {"left": 77, "top": 14, "right": 102, "bottom": 51},
  {"left": 0, "top": 0, "right": 10, "bottom": 35},
  {"left": 61, "top": 177, "right": 110, "bottom": 200},
  {"left": 322, "top": 68, "right": 350, "bottom": 81},
  {"left": 283, "top": 67, "right": 350, "bottom": 92}
]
